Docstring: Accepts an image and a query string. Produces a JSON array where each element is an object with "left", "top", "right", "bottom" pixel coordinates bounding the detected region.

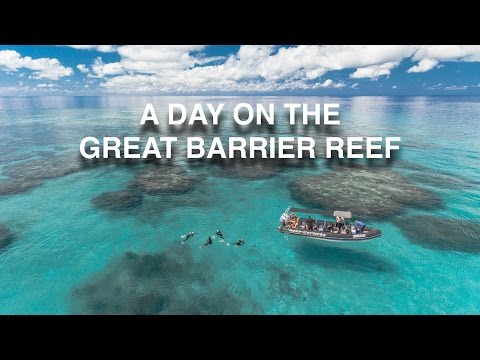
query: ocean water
[{"left": 0, "top": 95, "right": 479, "bottom": 314}]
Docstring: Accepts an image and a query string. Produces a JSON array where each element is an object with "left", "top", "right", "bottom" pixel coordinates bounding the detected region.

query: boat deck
[{"left": 278, "top": 218, "right": 381, "bottom": 242}]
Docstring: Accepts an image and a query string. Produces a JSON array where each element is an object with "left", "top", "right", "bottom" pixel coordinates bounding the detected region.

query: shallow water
[{"left": 0, "top": 96, "right": 479, "bottom": 314}]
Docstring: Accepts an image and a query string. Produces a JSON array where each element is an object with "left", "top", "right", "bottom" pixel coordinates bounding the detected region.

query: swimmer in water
[
  {"left": 234, "top": 238, "right": 245, "bottom": 247},
  {"left": 200, "top": 236, "right": 213, "bottom": 248},
  {"left": 181, "top": 232, "right": 197, "bottom": 244},
  {"left": 215, "top": 229, "right": 224, "bottom": 242}
]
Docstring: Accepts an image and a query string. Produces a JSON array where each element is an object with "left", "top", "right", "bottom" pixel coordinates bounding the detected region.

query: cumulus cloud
[
  {"left": 99, "top": 45, "right": 413, "bottom": 92},
  {"left": 350, "top": 61, "right": 399, "bottom": 79},
  {"left": 413, "top": 45, "right": 480, "bottom": 62},
  {"left": 77, "top": 64, "right": 88, "bottom": 73},
  {"left": 98, "top": 45, "right": 423, "bottom": 92},
  {"left": 407, "top": 58, "right": 439, "bottom": 73},
  {"left": 90, "top": 45, "right": 219, "bottom": 78},
  {"left": 0, "top": 50, "right": 73, "bottom": 80},
  {"left": 320, "top": 79, "right": 333, "bottom": 87},
  {"left": 317, "top": 79, "right": 345, "bottom": 88},
  {"left": 13, "top": 45, "right": 480, "bottom": 93},
  {"left": 91, "top": 57, "right": 124, "bottom": 77}
]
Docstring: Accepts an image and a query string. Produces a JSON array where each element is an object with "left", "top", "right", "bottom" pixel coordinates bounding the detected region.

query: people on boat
[
  {"left": 340, "top": 225, "right": 350, "bottom": 235},
  {"left": 235, "top": 238, "right": 245, "bottom": 247},
  {"left": 336, "top": 216, "right": 344, "bottom": 231},
  {"left": 306, "top": 216, "right": 315, "bottom": 230},
  {"left": 278, "top": 208, "right": 380, "bottom": 240},
  {"left": 181, "top": 231, "right": 197, "bottom": 243},
  {"left": 355, "top": 221, "right": 366, "bottom": 234},
  {"left": 289, "top": 213, "right": 298, "bottom": 229},
  {"left": 215, "top": 229, "right": 224, "bottom": 242}
]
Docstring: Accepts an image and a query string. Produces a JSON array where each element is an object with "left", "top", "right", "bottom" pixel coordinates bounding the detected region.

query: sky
[{"left": 1, "top": 45, "right": 480, "bottom": 96}]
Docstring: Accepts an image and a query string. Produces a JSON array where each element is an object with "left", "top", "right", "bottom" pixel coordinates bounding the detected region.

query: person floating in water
[
  {"left": 181, "top": 231, "right": 197, "bottom": 244},
  {"left": 234, "top": 238, "right": 245, "bottom": 247},
  {"left": 200, "top": 236, "right": 213, "bottom": 248},
  {"left": 215, "top": 229, "right": 224, "bottom": 242}
]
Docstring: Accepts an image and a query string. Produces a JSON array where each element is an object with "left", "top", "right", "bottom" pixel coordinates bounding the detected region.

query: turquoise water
[{"left": 0, "top": 96, "right": 479, "bottom": 314}]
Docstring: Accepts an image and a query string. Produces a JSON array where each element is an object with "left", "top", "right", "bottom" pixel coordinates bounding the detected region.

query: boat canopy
[
  {"left": 289, "top": 207, "right": 330, "bottom": 216},
  {"left": 289, "top": 208, "right": 352, "bottom": 219},
  {"left": 333, "top": 210, "right": 352, "bottom": 219}
]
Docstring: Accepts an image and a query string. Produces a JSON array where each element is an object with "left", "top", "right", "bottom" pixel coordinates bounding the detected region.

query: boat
[{"left": 277, "top": 207, "right": 381, "bottom": 242}]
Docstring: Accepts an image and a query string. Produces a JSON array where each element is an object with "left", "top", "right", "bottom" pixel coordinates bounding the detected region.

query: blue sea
[{"left": 0, "top": 96, "right": 479, "bottom": 314}]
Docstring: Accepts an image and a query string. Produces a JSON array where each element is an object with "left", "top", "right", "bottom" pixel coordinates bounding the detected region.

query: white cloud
[
  {"left": 89, "top": 45, "right": 223, "bottom": 79},
  {"left": 0, "top": 50, "right": 72, "bottom": 80},
  {"left": 444, "top": 85, "right": 468, "bottom": 91},
  {"left": 316, "top": 79, "right": 345, "bottom": 88},
  {"left": 407, "top": 58, "right": 439, "bottom": 73},
  {"left": 408, "top": 46, "right": 480, "bottom": 73},
  {"left": 320, "top": 79, "right": 333, "bottom": 87},
  {"left": 350, "top": 61, "right": 398, "bottom": 79},
  {"left": 78, "top": 45, "right": 480, "bottom": 93},
  {"left": 427, "top": 83, "right": 443, "bottom": 90},
  {"left": 101, "top": 45, "right": 412, "bottom": 92},
  {"left": 36, "top": 83, "right": 55, "bottom": 88},
  {"left": 351, "top": 83, "right": 359, "bottom": 89},
  {"left": 77, "top": 64, "right": 88, "bottom": 73},
  {"left": 0, "top": 85, "right": 30, "bottom": 94},
  {"left": 392, "top": 85, "right": 397, "bottom": 89},
  {"left": 91, "top": 57, "right": 124, "bottom": 77},
  {"left": 67, "top": 45, "right": 116, "bottom": 52},
  {"left": 413, "top": 45, "right": 480, "bottom": 62}
]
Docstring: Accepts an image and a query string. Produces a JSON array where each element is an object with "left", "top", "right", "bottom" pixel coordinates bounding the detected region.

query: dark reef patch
[
  {"left": 71, "top": 246, "right": 260, "bottom": 314},
  {"left": 0, "top": 224, "right": 15, "bottom": 250},
  {"left": 216, "top": 159, "right": 282, "bottom": 180},
  {"left": 289, "top": 168, "right": 443, "bottom": 220},
  {"left": 294, "top": 242, "right": 396, "bottom": 273},
  {"left": 92, "top": 190, "right": 143, "bottom": 212},
  {"left": 3, "top": 153, "right": 83, "bottom": 181},
  {"left": 392, "top": 215, "right": 480, "bottom": 254},
  {"left": 0, "top": 178, "right": 44, "bottom": 196},
  {"left": 268, "top": 264, "right": 303, "bottom": 300},
  {"left": 130, "top": 166, "right": 194, "bottom": 194},
  {"left": 0, "top": 153, "right": 85, "bottom": 196},
  {"left": 188, "top": 156, "right": 316, "bottom": 180}
]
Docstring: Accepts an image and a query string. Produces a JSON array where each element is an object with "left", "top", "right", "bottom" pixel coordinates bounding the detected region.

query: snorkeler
[
  {"left": 234, "top": 238, "right": 245, "bottom": 247},
  {"left": 215, "top": 229, "right": 224, "bottom": 242},
  {"left": 181, "top": 231, "right": 197, "bottom": 244},
  {"left": 200, "top": 236, "right": 213, "bottom": 248}
]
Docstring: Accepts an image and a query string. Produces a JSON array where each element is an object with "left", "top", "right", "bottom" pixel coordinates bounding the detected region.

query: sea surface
[{"left": 0, "top": 96, "right": 479, "bottom": 314}]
